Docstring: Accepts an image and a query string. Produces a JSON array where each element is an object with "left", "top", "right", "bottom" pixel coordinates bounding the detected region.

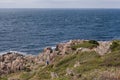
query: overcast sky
[{"left": 0, "top": 0, "right": 120, "bottom": 8}]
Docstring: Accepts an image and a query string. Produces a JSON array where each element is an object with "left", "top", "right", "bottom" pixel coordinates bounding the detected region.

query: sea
[{"left": 0, "top": 8, "right": 120, "bottom": 55}]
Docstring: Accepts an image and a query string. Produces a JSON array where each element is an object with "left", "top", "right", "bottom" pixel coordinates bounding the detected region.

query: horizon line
[{"left": 0, "top": 7, "right": 120, "bottom": 9}]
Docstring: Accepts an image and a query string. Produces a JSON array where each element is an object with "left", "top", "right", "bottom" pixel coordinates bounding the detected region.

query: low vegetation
[
  {"left": 110, "top": 40, "right": 120, "bottom": 51},
  {"left": 71, "top": 40, "right": 99, "bottom": 50},
  {"left": 1, "top": 40, "right": 120, "bottom": 80}
]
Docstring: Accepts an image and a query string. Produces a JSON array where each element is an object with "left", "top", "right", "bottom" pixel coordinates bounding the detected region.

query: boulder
[
  {"left": 94, "top": 41, "right": 112, "bottom": 55},
  {"left": 0, "top": 52, "right": 35, "bottom": 75}
]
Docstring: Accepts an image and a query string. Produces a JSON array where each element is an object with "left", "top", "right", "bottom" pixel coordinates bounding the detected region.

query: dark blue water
[{"left": 0, "top": 9, "right": 120, "bottom": 54}]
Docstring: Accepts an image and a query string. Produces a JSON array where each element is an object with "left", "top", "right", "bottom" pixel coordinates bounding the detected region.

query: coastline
[
  {"left": 1, "top": 39, "right": 120, "bottom": 80},
  {"left": 0, "top": 40, "right": 111, "bottom": 72}
]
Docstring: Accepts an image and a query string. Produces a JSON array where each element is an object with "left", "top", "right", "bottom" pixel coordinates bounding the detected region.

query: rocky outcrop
[
  {"left": 0, "top": 52, "right": 26, "bottom": 75},
  {"left": 38, "top": 47, "right": 58, "bottom": 65},
  {"left": 94, "top": 41, "right": 112, "bottom": 55},
  {"left": 55, "top": 40, "right": 111, "bottom": 55},
  {"left": 0, "top": 51, "right": 37, "bottom": 75},
  {"left": 0, "top": 40, "right": 112, "bottom": 76},
  {"left": 55, "top": 40, "right": 84, "bottom": 55}
]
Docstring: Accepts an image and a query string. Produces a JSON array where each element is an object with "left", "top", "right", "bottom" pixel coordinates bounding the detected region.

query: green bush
[{"left": 88, "top": 40, "right": 99, "bottom": 46}]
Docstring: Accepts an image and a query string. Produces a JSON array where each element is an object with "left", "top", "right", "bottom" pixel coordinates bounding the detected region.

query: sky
[{"left": 0, "top": 0, "right": 120, "bottom": 8}]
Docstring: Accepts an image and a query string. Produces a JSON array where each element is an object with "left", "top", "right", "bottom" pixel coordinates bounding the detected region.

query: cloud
[
  {"left": 0, "top": 0, "right": 120, "bottom": 8},
  {"left": 0, "top": 0, "right": 14, "bottom": 3}
]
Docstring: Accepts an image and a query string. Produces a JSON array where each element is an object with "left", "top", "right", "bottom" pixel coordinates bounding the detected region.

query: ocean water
[{"left": 0, "top": 9, "right": 120, "bottom": 55}]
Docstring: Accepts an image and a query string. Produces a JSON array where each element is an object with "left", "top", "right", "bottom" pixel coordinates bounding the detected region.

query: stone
[
  {"left": 51, "top": 72, "right": 58, "bottom": 79},
  {"left": 94, "top": 41, "right": 112, "bottom": 55},
  {"left": 66, "top": 68, "right": 74, "bottom": 76},
  {"left": 74, "top": 61, "right": 80, "bottom": 68},
  {"left": 0, "top": 52, "right": 37, "bottom": 75},
  {"left": 44, "top": 47, "right": 53, "bottom": 54}
]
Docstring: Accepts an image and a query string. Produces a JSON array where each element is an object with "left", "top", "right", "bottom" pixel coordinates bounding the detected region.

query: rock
[
  {"left": 44, "top": 47, "right": 53, "bottom": 54},
  {"left": 74, "top": 61, "right": 80, "bottom": 68},
  {"left": 0, "top": 39, "right": 113, "bottom": 76},
  {"left": 73, "top": 74, "right": 81, "bottom": 79},
  {"left": 81, "top": 48, "right": 92, "bottom": 52},
  {"left": 37, "top": 47, "right": 59, "bottom": 65},
  {"left": 66, "top": 68, "right": 74, "bottom": 76},
  {"left": 55, "top": 40, "right": 84, "bottom": 55},
  {"left": 76, "top": 48, "right": 93, "bottom": 53},
  {"left": 51, "top": 72, "right": 58, "bottom": 79},
  {"left": 0, "top": 52, "right": 37, "bottom": 75},
  {"left": 56, "top": 43, "right": 66, "bottom": 52},
  {"left": 94, "top": 41, "right": 112, "bottom": 55}
]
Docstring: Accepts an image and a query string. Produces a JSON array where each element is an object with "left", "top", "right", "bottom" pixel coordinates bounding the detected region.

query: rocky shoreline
[{"left": 0, "top": 39, "right": 112, "bottom": 76}]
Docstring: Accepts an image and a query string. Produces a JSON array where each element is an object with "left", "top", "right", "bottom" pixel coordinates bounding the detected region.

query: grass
[
  {"left": 55, "top": 54, "right": 76, "bottom": 67},
  {"left": 0, "top": 77, "right": 7, "bottom": 80},
  {"left": 101, "top": 50, "right": 120, "bottom": 67},
  {"left": 81, "top": 67, "right": 120, "bottom": 80},
  {"left": 52, "top": 50, "right": 120, "bottom": 80},
  {"left": 71, "top": 40, "right": 99, "bottom": 50},
  {"left": 110, "top": 40, "right": 120, "bottom": 52},
  {"left": 5, "top": 50, "right": 120, "bottom": 80},
  {"left": 34, "top": 49, "right": 120, "bottom": 80},
  {"left": 52, "top": 77, "right": 70, "bottom": 80},
  {"left": 20, "top": 72, "right": 35, "bottom": 80},
  {"left": 3, "top": 40, "right": 120, "bottom": 80},
  {"left": 74, "top": 51, "right": 102, "bottom": 74}
]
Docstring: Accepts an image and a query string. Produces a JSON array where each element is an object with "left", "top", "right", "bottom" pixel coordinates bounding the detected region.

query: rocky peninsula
[{"left": 0, "top": 39, "right": 120, "bottom": 80}]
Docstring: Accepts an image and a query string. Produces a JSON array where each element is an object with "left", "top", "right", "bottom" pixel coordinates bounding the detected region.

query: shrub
[{"left": 88, "top": 40, "right": 99, "bottom": 46}]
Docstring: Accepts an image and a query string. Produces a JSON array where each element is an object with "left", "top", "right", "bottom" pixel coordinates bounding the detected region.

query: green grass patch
[
  {"left": 36, "top": 66, "right": 52, "bottom": 80},
  {"left": 0, "top": 77, "right": 8, "bottom": 80},
  {"left": 20, "top": 72, "right": 35, "bottom": 80},
  {"left": 37, "top": 71, "right": 51, "bottom": 80},
  {"left": 71, "top": 40, "right": 99, "bottom": 50},
  {"left": 102, "top": 51, "right": 120, "bottom": 67},
  {"left": 110, "top": 40, "right": 120, "bottom": 52},
  {"left": 53, "top": 77, "right": 70, "bottom": 80},
  {"left": 55, "top": 55, "right": 76, "bottom": 67},
  {"left": 5, "top": 40, "right": 120, "bottom": 80},
  {"left": 76, "top": 51, "right": 100, "bottom": 62},
  {"left": 74, "top": 51, "right": 102, "bottom": 74}
]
